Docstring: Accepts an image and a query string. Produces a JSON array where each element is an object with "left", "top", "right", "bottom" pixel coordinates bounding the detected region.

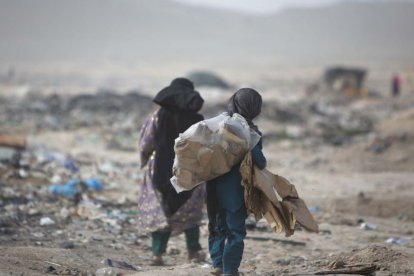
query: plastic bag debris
[
  {"left": 40, "top": 217, "right": 56, "bottom": 226},
  {"left": 49, "top": 178, "right": 103, "bottom": 197},
  {"left": 385, "top": 237, "right": 410, "bottom": 245},
  {"left": 171, "top": 112, "right": 260, "bottom": 192}
]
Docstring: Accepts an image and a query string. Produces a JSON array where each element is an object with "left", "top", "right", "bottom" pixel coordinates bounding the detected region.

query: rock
[
  {"left": 187, "top": 71, "right": 230, "bottom": 89},
  {"left": 275, "top": 256, "right": 307, "bottom": 266},
  {"left": 60, "top": 241, "right": 75, "bottom": 249}
]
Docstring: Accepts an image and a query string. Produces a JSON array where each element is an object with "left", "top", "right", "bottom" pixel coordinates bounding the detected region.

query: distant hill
[
  {"left": 0, "top": 0, "right": 413, "bottom": 65},
  {"left": 259, "top": 1, "right": 414, "bottom": 62}
]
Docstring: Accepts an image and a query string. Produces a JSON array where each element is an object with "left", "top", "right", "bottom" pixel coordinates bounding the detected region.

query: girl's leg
[
  {"left": 208, "top": 210, "right": 227, "bottom": 270},
  {"left": 184, "top": 226, "right": 205, "bottom": 261},
  {"left": 222, "top": 206, "right": 247, "bottom": 275},
  {"left": 151, "top": 230, "right": 171, "bottom": 265},
  {"left": 184, "top": 226, "right": 202, "bottom": 252}
]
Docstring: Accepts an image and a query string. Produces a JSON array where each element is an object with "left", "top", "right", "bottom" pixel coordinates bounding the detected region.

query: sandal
[
  {"left": 188, "top": 250, "right": 206, "bottom": 263},
  {"left": 150, "top": 255, "right": 164, "bottom": 266},
  {"left": 210, "top": 267, "right": 223, "bottom": 275}
]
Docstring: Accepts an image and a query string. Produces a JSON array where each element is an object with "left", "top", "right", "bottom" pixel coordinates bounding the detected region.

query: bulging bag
[{"left": 171, "top": 112, "right": 260, "bottom": 193}]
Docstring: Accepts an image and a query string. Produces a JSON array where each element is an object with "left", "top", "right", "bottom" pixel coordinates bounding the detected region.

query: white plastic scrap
[{"left": 40, "top": 217, "right": 56, "bottom": 226}]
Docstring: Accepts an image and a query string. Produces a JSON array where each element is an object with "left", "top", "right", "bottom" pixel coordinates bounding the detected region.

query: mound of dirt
[
  {"left": 325, "top": 245, "right": 413, "bottom": 274},
  {"left": 333, "top": 107, "right": 414, "bottom": 172},
  {"left": 336, "top": 245, "right": 403, "bottom": 264}
]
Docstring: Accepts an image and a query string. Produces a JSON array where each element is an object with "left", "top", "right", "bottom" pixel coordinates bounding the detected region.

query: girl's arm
[{"left": 251, "top": 138, "right": 266, "bottom": 170}]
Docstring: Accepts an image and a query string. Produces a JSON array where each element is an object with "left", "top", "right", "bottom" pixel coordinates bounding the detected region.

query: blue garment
[
  {"left": 209, "top": 138, "right": 267, "bottom": 212},
  {"left": 209, "top": 206, "right": 247, "bottom": 274},
  {"left": 207, "top": 135, "right": 266, "bottom": 274}
]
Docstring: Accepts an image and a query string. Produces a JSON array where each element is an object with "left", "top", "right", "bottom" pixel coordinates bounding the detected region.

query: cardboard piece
[
  {"left": 240, "top": 152, "right": 319, "bottom": 237},
  {"left": 0, "top": 135, "right": 26, "bottom": 149}
]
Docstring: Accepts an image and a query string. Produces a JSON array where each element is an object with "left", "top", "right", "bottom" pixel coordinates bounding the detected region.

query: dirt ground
[{"left": 1, "top": 83, "right": 414, "bottom": 276}]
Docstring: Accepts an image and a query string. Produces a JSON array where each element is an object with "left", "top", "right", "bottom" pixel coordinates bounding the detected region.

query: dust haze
[{"left": 1, "top": 1, "right": 414, "bottom": 275}]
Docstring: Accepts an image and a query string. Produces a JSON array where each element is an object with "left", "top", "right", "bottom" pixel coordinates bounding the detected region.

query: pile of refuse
[
  {"left": 261, "top": 99, "right": 375, "bottom": 146},
  {"left": 0, "top": 86, "right": 379, "bottom": 151},
  {"left": 0, "top": 134, "right": 142, "bottom": 246},
  {"left": 0, "top": 89, "right": 154, "bottom": 130}
]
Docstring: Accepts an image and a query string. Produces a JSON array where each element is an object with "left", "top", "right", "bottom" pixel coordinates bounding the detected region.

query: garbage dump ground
[{"left": 1, "top": 76, "right": 414, "bottom": 276}]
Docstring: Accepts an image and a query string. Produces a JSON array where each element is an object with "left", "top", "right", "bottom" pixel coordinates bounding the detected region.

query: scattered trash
[
  {"left": 275, "top": 255, "right": 307, "bottom": 266},
  {"left": 0, "top": 135, "right": 27, "bottom": 149},
  {"left": 309, "top": 205, "right": 321, "bottom": 213},
  {"left": 0, "top": 147, "right": 19, "bottom": 164},
  {"left": 49, "top": 178, "right": 103, "bottom": 197},
  {"left": 99, "top": 162, "right": 116, "bottom": 175},
  {"left": 17, "top": 168, "right": 28, "bottom": 179},
  {"left": 95, "top": 267, "right": 122, "bottom": 276},
  {"left": 49, "top": 179, "right": 80, "bottom": 197},
  {"left": 246, "top": 215, "right": 269, "bottom": 231},
  {"left": 368, "top": 134, "right": 408, "bottom": 154},
  {"left": 360, "top": 222, "right": 377, "bottom": 230},
  {"left": 385, "top": 237, "right": 410, "bottom": 246},
  {"left": 63, "top": 159, "right": 79, "bottom": 173},
  {"left": 40, "top": 217, "right": 55, "bottom": 226},
  {"left": 318, "top": 229, "right": 332, "bottom": 235},
  {"left": 200, "top": 263, "right": 211, "bottom": 269},
  {"left": 32, "top": 232, "right": 45, "bottom": 238},
  {"left": 245, "top": 217, "right": 256, "bottom": 230},
  {"left": 368, "top": 137, "right": 392, "bottom": 154},
  {"left": 50, "top": 174, "right": 62, "bottom": 184},
  {"left": 255, "top": 219, "right": 269, "bottom": 231},
  {"left": 84, "top": 178, "right": 103, "bottom": 191},
  {"left": 245, "top": 235, "right": 306, "bottom": 246},
  {"left": 60, "top": 241, "right": 75, "bottom": 249},
  {"left": 102, "top": 259, "right": 139, "bottom": 271}
]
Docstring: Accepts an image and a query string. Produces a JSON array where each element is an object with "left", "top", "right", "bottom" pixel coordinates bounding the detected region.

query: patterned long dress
[{"left": 137, "top": 110, "right": 205, "bottom": 235}]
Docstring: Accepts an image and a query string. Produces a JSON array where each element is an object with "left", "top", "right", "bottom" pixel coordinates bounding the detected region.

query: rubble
[
  {"left": 0, "top": 89, "right": 153, "bottom": 131},
  {"left": 0, "top": 80, "right": 413, "bottom": 275}
]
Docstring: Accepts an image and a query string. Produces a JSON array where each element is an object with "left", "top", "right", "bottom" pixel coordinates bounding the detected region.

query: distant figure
[
  {"left": 391, "top": 73, "right": 401, "bottom": 97},
  {"left": 138, "top": 78, "right": 205, "bottom": 265}
]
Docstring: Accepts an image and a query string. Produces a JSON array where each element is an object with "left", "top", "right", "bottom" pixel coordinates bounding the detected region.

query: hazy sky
[
  {"left": 172, "top": 0, "right": 405, "bottom": 14},
  {"left": 172, "top": 0, "right": 342, "bottom": 14}
]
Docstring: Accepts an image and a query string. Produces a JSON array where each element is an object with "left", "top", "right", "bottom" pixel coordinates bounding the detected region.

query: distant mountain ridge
[{"left": 0, "top": 0, "right": 413, "bottom": 65}]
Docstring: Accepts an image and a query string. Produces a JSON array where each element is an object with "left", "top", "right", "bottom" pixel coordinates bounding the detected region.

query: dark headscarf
[
  {"left": 153, "top": 78, "right": 202, "bottom": 111},
  {"left": 153, "top": 78, "right": 204, "bottom": 217},
  {"left": 227, "top": 88, "right": 262, "bottom": 126}
]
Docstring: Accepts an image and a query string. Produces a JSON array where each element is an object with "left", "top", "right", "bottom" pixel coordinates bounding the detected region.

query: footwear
[
  {"left": 150, "top": 255, "right": 164, "bottom": 266},
  {"left": 210, "top": 267, "right": 223, "bottom": 275},
  {"left": 188, "top": 250, "right": 206, "bottom": 263}
]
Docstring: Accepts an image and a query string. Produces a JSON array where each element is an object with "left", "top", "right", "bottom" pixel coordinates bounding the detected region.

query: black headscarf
[
  {"left": 153, "top": 78, "right": 204, "bottom": 217},
  {"left": 227, "top": 87, "right": 262, "bottom": 126}
]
